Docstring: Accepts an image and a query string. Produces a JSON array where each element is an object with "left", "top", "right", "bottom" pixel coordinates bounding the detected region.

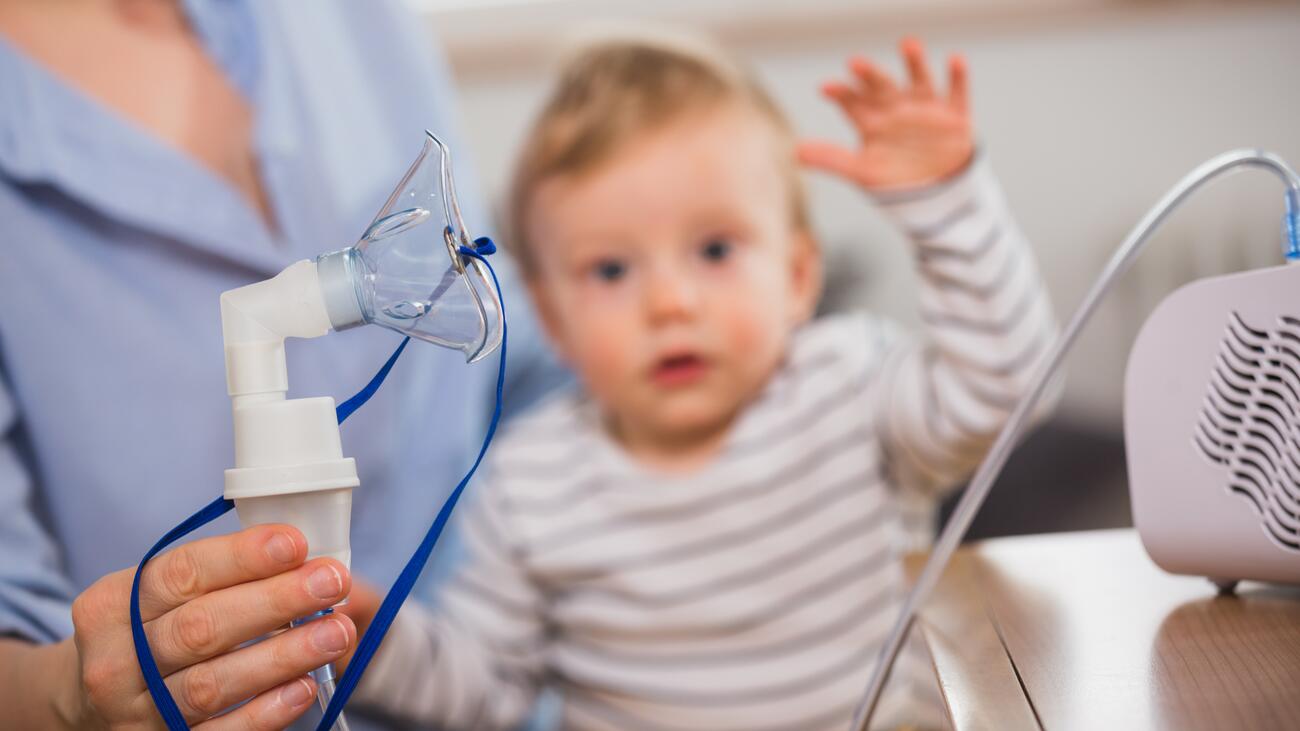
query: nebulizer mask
[
  {"left": 130, "top": 132, "right": 508, "bottom": 731},
  {"left": 315, "top": 130, "right": 503, "bottom": 362}
]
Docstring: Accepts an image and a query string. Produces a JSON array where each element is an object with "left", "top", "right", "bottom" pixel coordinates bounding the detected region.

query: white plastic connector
[
  {"left": 220, "top": 260, "right": 334, "bottom": 406},
  {"left": 220, "top": 260, "right": 360, "bottom": 569}
]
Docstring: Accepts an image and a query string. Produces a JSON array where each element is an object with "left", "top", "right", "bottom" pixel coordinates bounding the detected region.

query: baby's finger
[
  {"left": 948, "top": 54, "right": 969, "bottom": 113},
  {"left": 194, "top": 677, "right": 317, "bottom": 731},
  {"left": 797, "top": 140, "right": 863, "bottom": 184},
  {"left": 821, "top": 82, "right": 873, "bottom": 139},
  {"left": 901, "top": 37, "right": 935, "bottom": 98},
  {"left": 848, "top": 56, "right": 898, "bottom": 104}
]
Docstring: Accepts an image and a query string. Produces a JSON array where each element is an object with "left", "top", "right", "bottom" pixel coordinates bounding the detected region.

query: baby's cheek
[
  {"left": 724, "top": 300, "right": 787, "bottom": 376},
  {"left": 726, "top": 259, "right": 796, "bottom": 350},
  {"left": 572, "top": 319, "right": 638, "bottom": 399}
]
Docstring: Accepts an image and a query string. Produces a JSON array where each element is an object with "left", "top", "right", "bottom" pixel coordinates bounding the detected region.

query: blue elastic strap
[
  {"left": 336, "top": 336, "right": 411, "bottom": 424},
  {"left": 129, "top": 237, "right": 506, "bottom": 729},
  {"left": 129, "top": 495, "right": 236, "bottom": 729},
  {"left": 316, "top": 239, "right": 507, "bottom": 729}
]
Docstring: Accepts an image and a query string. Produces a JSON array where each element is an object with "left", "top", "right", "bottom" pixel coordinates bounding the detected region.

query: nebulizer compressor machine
[
  {"left": 127, "top": 128, "right": 1300, "bottom": 729},
  {"left": 130, "top": 131, "right": 506, "bottom": 731}
]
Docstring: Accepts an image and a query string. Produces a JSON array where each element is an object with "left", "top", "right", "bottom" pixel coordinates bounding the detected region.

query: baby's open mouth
[{"left": 652, "top": 353, "right": 708, "bottom": 387}]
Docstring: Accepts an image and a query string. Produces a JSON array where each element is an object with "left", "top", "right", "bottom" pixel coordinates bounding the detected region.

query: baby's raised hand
[{"left": 799, "top": 38, "right": 974, "bottom": 190}]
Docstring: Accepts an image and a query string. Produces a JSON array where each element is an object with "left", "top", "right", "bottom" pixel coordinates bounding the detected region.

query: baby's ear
[{"left": 788, "top": 229, "right": 824, "bottom": 325}]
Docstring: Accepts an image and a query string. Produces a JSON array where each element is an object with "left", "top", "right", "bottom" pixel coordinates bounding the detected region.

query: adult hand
[
  {"left": 32, "top": 524, "right": 356, "bottom": 729},
  {"left": 799, "top": 37, "right": 975, "bottom": 190}
]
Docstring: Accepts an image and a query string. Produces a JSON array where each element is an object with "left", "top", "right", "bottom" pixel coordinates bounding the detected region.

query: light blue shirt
[{"left": 0, "top": 0, "right": 560, "bottom": 725}]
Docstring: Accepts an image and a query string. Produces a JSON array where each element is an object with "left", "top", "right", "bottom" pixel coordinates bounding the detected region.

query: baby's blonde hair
[{"left": 507, "top": 29, "right": 810, "bottom": 275}]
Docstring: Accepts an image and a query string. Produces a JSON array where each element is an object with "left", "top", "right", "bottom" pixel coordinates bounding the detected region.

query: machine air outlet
[{"left": 1192, "top": 312, "right": 1300, "bottom": 551}]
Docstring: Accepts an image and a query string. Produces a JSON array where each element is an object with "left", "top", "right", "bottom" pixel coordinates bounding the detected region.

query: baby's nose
[{"left": 643, "top": 267, "right": 700, "bottom": 321}]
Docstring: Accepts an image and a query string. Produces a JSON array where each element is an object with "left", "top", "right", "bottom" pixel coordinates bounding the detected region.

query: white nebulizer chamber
[
  {"left": 220, "top": 258, "right": 359, "bottom": 569},
  {"left": 226, "top": 394, "right": 359, "bottom": 568},
  {"left": 218, "top": 255, "right": 364, "bottom": 730}
]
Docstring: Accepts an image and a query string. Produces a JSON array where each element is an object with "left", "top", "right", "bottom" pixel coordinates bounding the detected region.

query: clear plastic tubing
[{"left": 290, "top": 609, "right": 352, "bottom": 731}]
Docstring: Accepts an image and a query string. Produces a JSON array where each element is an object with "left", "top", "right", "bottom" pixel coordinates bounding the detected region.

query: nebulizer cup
[{"left": 219, "top": 132, "right": 500, "bottom": 730}]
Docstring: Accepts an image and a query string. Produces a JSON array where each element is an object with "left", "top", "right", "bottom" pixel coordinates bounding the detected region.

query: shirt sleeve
[
  {"left": 865, "top": 154, "right": 1061, "bottom": 505},
  {"left": 0, "top": 373, "right": 77, "bottom": 643},
  {"left": 354, "top": 473, "right": 548, "bottom": 729}
]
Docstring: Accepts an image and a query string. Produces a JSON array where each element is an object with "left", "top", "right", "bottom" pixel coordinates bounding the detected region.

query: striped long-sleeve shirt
[{"left": 354, "top": 157, "right": 1058, "bottom": 730}]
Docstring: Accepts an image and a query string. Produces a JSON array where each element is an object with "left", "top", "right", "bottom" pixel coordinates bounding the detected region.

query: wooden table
[{"left": 906, "top": 529, "right": 1300, "bottom": 730}]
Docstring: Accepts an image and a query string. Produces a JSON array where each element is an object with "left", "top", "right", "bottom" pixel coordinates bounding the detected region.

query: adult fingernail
[
  {"left": 265, "top": 533, "right": 297, "bottom": 564},
  {"left": 311, "top": 618, "right": 349, "bottom": 653},
  {"left": 280, "top": 677, "right": 314, "bottom": 708},
  {"left": 306, "top": 564, "right": 342, "bottom": 600}
]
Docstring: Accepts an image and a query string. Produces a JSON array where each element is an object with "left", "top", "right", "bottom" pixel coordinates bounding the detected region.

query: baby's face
[{"left": 526, "top": 103, "right": 820, "bottom": 458}]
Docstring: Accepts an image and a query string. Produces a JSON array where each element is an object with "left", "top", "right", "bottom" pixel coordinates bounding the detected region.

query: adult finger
[
  {"left": 138, "top": 525, "right": 308, "bottom": 621},
  {"left": 165, "top": 615, "right": 354, "bottom": 723},
  {"left": 146, "top": 557, "right": 351, "bottom": 675},
  {"left": 901, "top": 37, "right": 935, "bottom": 98},
  {"left": 849, "top": 56, "right": 898, "bottom": 105},
  {"left": 194, "top": 676, "right": 318, "bottom": 731},
  {"left": 948, "top": 54, "right": 969, "bottom": 113}
]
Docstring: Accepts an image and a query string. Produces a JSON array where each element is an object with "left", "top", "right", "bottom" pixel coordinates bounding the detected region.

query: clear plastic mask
[{"left": 317, "top": 132, "right": 504, "bottom": 363}]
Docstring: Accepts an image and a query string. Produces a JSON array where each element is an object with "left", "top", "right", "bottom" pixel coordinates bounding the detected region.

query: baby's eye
[
  {"left": 591, "top": 258, "right": 628, "bottom": 282},
  {"left": 700, "top": 238, "right": 733, "bottom": 263}
]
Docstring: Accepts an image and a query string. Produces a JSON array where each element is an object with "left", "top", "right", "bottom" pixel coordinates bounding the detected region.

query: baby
[{"left": 354, "top": 32, "right": 1056, "bottom": 731}]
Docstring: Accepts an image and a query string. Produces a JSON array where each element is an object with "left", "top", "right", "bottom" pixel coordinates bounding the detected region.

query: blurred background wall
[{"left": 407, "top": 0, "right": 1300, "bottom": 537}]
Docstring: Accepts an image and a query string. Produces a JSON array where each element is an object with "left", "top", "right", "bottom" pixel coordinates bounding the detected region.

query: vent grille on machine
[{"left": 1193, "top": 312, "right": 1300, "bottom": 551}]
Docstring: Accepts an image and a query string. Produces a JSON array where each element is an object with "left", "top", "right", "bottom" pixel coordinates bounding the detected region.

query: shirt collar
[{"left": 0, "top": 1, "right": 302, "bottom": 276}]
